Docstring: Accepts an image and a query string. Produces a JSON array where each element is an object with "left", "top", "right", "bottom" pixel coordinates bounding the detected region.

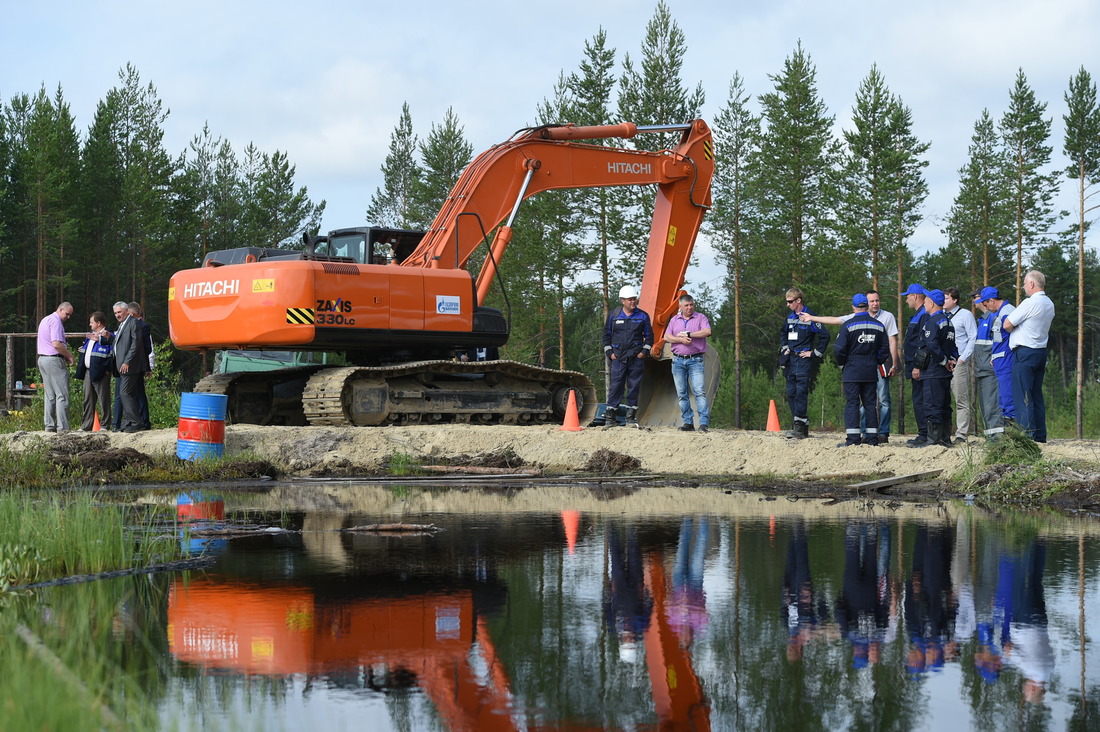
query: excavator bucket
[{"left": 636, "top": 347, "right": 721, "bottom": 427}]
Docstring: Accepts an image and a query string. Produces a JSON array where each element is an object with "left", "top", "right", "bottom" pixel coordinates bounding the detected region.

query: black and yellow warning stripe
[
  {"left": 286, "top": 307, "right": 315, "bottom": 325},
  {"left": 703, "top": 140, "right": 714, "bottom": 161}
]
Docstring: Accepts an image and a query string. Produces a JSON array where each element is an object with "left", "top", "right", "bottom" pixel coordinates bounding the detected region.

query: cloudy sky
[{"left": 4, "top": 0, "right": 1098, "bottom": 290}]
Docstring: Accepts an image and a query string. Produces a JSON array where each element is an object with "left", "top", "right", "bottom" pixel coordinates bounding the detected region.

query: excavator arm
[{"left": 401, "top": 120, "right": 714, "bottom": 351}]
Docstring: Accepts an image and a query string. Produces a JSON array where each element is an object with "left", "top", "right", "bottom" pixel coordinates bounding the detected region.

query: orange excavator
[{"left": 168, "top": 120, "right": 714, "bottom": 426}]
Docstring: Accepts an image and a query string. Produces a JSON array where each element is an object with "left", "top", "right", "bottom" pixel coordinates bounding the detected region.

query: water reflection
[{"left": 17, "top": 489, "right": 1100, "bottom": 730}]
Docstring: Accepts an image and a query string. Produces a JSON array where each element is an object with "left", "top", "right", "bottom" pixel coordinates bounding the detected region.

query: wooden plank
[{"left": 846, "top": 469, "right": 943, "bottom": 492}]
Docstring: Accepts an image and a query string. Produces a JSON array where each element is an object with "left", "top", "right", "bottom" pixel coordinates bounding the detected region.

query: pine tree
[
  {"left": 366, "top": 103, "right": 421, "bottom": 228},
  {"left": 945, "top": 111, "right": 1013, "bottom": 294},
  {"left": 841, "top": 67, "right": 928, "bottom": 294},
  {"left": 1000, "top": 68, "right": 1060, "bottom": 301},
  {"left": 413, "top": 107, "right": 472, "bottom": 228},
  {"left": 1062, "top": 66, "right": 1100, "bottom": 438},
  {"left": 24, "top": 86, "right": 80, "bottom": 317},
  {"left": 754, "top": 43, "right": 841, "bottom": 286},
  {"left": 615, "top": 1, "right": 705, "bottom": 282},
  {"left": 567, "top": 28, "right": 621, "bottom": 330},
  {"left": 707, "top": 72, "right": 759, "bottom": 427}
]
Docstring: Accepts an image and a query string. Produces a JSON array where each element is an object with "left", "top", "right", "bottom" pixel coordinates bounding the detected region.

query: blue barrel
[{"left": 177, "top": 393, "right": 228, "bottom": 460}]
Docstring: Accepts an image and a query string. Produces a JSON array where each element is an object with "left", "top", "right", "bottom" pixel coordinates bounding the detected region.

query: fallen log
[
  {"left": 343, "top": 522, "right": 442, "bottom": 534},
  {"left": 846, "top": 469, "right": 944, "bottom": 492},
  {"left": 418, "top": 465, "right": 540, "bottom": 475}
]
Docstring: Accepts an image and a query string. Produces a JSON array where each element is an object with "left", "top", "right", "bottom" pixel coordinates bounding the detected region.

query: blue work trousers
[
  {"left": 845, "top": 381, "right": 878, "bottom": 444},
  {"left": 921, "top": 377, "right": 952, "bottom": 425},
  {"left": 859, "top": 373, "right": 891, "bottom": 437},
  {"left": 671, "top": 355, "right": 709, "bottom": 427},
  {"left": 1011, "top": 346, "right": 1047, "bottom": 442},
  {"left": 909, "top": 377, "right": 927, "bottom": 437},
  {"left": 784, "top": 357, "right": 818, "bottom": 423},
  {"left": 993, "top": 354, "right": 1016, "bottom": 421},
  {"left": 608, "top": 353, "right": 645, "bottom": 408}
]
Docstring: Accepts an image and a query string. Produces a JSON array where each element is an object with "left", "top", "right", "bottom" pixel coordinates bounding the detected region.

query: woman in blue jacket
[{"left": 75, "top": 311, "right": 115, "bottom": 431}]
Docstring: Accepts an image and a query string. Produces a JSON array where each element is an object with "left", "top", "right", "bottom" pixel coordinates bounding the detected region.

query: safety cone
[
  {"left": 766, "top": 399, "right": 781, "bottom": 432},
  {"left": 561, "top": 510, "right": 580, "bottom": 555},
  {"left": 559, "top": 389, "right": 583, "bottom": 431},
  {"left": 93, "top": 412, "right": 102, "bottom": 431}
]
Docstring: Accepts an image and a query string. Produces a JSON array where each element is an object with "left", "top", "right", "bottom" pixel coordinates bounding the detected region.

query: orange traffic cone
[
  {"left": 766, "top": 399, "right": 781, "bottom": 432},
  {"left": 559, "top": 389, "right": 583, "bottom": 431},
  {"left": 93, "top": 412, "right": 102, "bottom": 431},
  {"left": 562, "top": 510, "right": 580, "bottom": 555}
]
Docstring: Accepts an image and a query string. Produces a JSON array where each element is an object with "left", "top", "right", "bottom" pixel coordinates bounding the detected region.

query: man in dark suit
[{"left": 114, "top": 301, "right": 149, "bottom": 432}]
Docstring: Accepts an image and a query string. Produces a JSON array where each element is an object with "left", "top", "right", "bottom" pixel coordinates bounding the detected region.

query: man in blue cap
[
  {"left": 901, "top": 284, "right": 930, "bottom": 445},
  {"left": 981, "top": 288, "right": 1017, "bottom": 425},
  {"left": 833, "top": 294, "right": 890, "bottom": 446},
  {"left": 910, "top": 288, "right": 958, "bottom": 447},
  {"left": 972, "top": 288, "right": 1005, "bottom": 440}
]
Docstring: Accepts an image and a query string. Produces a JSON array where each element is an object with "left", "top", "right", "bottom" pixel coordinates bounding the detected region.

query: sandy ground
[{"left": 9, "top": 423, "right": 1097, "bottom": 481}]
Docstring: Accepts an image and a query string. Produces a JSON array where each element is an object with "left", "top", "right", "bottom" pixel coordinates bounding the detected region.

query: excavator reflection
[{"left": 167, "top": 514, "right": 710, "bottom": 730}]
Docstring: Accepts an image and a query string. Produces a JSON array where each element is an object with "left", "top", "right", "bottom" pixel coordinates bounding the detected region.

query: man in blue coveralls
[
  {"left": 833, "top": 294, "right": 891, "bottom": 446},
  {"left": 599, "top": 284, "right": 653, "bottom": 428},
  {"left": 780, "top": 287, "right": 830, "bottom": 439}
]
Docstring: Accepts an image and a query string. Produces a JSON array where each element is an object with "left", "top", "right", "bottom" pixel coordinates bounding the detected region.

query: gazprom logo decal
[
  {"left": 183, "top": 279, "right": 239, "bottom": 298},
  {"left": 436, "top": 295, "right": 461, "bottom": 315},
  {"left": 608, "top": 162, "right": 652, "bottom": 175}
]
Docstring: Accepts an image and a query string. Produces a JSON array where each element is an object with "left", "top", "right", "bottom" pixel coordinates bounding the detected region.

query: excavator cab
[{"left": 310, "top": 227, "right": 425, "bottom": 266}]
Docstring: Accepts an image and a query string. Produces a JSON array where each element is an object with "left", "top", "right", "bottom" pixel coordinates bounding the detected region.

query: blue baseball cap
[
  {"left": 975, "top": 286, "right": 1000, "bottom": 303},
  {"left": 926, "top": 289, "right": 945, "bottom": 306},
  {"left": 852, "top": 293, "right": 868, "bottom": 307},
  {"left": 902, "top": 283, "right": 925, "bottom": 296}
]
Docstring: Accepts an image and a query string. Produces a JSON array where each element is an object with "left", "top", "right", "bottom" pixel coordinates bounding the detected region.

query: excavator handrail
[{"left": 400, "top": 119, "right": 715, "bottom": 354}]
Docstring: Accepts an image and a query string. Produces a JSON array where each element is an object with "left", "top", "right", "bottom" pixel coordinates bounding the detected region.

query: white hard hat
[{"left": 618, "top": 285, "right": 639, "bottom": 299}]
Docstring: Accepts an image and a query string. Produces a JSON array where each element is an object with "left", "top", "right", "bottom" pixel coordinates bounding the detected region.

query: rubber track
[{"left": 302, "top": 360, "right": 597, "bottom": 426}]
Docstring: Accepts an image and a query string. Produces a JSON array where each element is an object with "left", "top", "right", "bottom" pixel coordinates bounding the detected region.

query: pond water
[{"left": 15, "top": 483, "right": 1100, "bottom": 731}]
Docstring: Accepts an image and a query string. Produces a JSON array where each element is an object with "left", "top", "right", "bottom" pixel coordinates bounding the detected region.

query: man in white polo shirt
[
  {"left": 1003, "top": 270, "right": 1055, "bottom": 442},
  {"left": 944, "top": 287, "right": 977, "bottom": 444}
]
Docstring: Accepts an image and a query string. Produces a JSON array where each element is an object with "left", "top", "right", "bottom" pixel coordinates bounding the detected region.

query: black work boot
[
  {"left": 789, "top": 420, "right": 808, "bottom": 439},
  {"left": 624, "top": 406, "right": 640, "bottom": 428},
  {"left": 603, "top": 405, "right": 619, "bottom": 427}
]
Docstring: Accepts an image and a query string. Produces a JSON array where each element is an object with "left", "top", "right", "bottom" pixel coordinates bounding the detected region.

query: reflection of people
[
  {"left": 782, "top": 521, "right": 826, "bottom": 660},
  {"left": 904, "top": 525, "right": 955, "bottom": 676},
  {"left": 600, "top": 285, "right": 653, "bottom": 428},
  {"left": 668, "top": 517, "right": 709, "bottom": 642},
  {"left": 604, "top": 524, "right": 652, "bottom": 655},
  {"left": 835, "top": 521, "right": 890, "bottom": 669},
  {"left": 75, "top": 311, "right": 114, "bottom": 431},
  {"left": 1003, "top": 270, "right": 1055, "bottom": 442},
  {"left": 832, "top": 294, "right": 889, "bottom": 446},
  {"left": 780, "top": 288, "right": 829, "bottom": 439},
  {"left": 1004, "top": 540, "right": 1054, "bottom": 704},
  {"left": 37, "top": 302, "right": 76, "bottom": 432},
  {"left": 664, "top": 294, "right": 712, "bottom": 433}
]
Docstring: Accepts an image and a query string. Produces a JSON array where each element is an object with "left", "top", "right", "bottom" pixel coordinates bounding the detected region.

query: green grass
[
  {"left": 0, "top": 491, "right": 182, "bottom": 587},
  {"left": 386, "top": 451, "right": 422, "bottom": 476}
]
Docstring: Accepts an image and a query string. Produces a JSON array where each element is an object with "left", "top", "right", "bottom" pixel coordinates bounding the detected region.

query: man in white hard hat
[{"left": 597, "top": 284, "right": 653, "bottom": 427}]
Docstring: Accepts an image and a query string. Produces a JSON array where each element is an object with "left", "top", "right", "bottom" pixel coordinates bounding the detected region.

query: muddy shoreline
[{"left": 3, "top": 424, "right": 1099, "bottom": 512}]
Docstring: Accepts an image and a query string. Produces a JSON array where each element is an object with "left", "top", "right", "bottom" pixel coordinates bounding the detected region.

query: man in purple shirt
[
  {"left": 664, "top": 294, "right": 712, "bottom": 432},
  {"left": 36, "top": 302, "right": 76, "bottom": 432}
]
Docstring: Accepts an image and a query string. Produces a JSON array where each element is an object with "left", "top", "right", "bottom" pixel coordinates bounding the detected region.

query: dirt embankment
[{"left": 4, "top": 424, "right": 1098, "bottom": 493}]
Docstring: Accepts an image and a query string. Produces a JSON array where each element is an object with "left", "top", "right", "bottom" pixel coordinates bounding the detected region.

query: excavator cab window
[{"left": 327, "top": 232, "right": 368, "bottom": 263}]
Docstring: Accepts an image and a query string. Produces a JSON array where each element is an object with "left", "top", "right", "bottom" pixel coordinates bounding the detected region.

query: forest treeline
[{"left": 2, "top": 2, "right": 1098, "bottom": 434}]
